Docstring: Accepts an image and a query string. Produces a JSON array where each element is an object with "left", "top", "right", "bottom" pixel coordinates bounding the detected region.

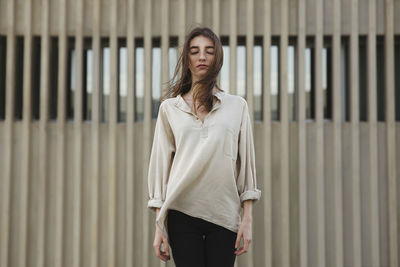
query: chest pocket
[{"left": 223, "top": 129, "right": 238, "bottom": 161}]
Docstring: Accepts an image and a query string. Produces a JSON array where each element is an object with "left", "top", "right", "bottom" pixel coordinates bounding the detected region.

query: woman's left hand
[{"left": 234, "top": 216, "right": 252, "bottom": 256}]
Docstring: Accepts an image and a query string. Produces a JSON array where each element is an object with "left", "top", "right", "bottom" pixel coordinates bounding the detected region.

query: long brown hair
[{"left": 161, "top": 27, "right": 224, "bottom": 114}]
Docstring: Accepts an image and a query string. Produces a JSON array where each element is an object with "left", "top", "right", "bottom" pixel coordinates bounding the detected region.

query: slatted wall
[{"left": 0, "top": 0, "right": 399, "bottom": 267}]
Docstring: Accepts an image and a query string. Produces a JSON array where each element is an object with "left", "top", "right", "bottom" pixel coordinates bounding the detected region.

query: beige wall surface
[
  {"left": 1, "top": 0, "right": 400, "bottom": 36},
  {"left": 0, "top": 0, "right": 400, "bottom": 267}
]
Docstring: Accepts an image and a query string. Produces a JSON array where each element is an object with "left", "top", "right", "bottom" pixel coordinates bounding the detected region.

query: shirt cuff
[
  {"left": 147, "top": 199, "right": 164, "bottom": 211},
  {"left": 239, "top": 189, "right": 261, "bottom": 203}
]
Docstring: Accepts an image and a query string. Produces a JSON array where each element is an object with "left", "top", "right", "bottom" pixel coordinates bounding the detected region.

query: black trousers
[{"left": 167, "top": 209, "right": 237, "bottom": 267}]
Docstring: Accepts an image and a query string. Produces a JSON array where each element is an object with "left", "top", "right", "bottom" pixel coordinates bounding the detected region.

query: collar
[{"left": 175, "top": 91, "right": 225, "bottom": 114}]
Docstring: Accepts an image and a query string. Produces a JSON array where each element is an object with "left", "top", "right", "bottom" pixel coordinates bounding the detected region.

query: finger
[
  {"left": 155, "top": 249, "right": 162, "bottom": 260},
  {"left": 163, "top": 238, "right": 170, "bottom": 257},
  {"left": 235, "top": 232, "right": 242, "bottom": 249},
  {"left": 160, "top": 239, "right": 170, "bottom": 260},
  {"left": 235, "top": 239, "right": 251, "bottom": 256},
  {"left": 153, "top": 242, "right": 161, "bottom": 257},
  {"left": 243, "top": 239, "right": 250, "bottom": 253},
  {"left": 159, "top": 252, "right": 170, "bottom": 262},
  {"left": 160, "top": 251, "right": 170, "bottom": 261},
  {"left": 158, "top": 249, "right": 169, "bottom": 261},
  {"left": 159, "top": 255, "right": 169, "bottom": 262},
  {"left": 235, "top": 246, "right": 246, "bottom": 256},
  {"left": 154, "top": 240, "right": 165, "bottom": 259}
]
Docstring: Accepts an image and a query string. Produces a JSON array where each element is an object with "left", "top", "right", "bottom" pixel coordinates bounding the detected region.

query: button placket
[
  {"left": 175, "top": 93, "right": 223, "bottom": 139},
  {"left": 200, "top": 126, "right": 208, "bottom": 138}
]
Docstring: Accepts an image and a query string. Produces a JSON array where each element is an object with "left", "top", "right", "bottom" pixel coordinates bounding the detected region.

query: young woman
[{"left": 147, "top": 27, "right": 261, "bottom": 267}]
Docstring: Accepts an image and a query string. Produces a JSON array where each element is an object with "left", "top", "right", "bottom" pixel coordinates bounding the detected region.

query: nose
[{"left": 199, "top": 50, "right": 206, "bottom": 61}]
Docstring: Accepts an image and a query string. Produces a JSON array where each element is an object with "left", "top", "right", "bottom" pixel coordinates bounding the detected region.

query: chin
[{"left": 197, "top": 70, "right": 208, "bottom": 75}]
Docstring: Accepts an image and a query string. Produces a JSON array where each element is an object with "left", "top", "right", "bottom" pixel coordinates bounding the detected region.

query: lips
[{"left": 197, "top": 64, "right": 208, "bottom": 69}]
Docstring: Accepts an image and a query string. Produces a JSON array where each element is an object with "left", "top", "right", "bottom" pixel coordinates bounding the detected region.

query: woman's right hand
[{"left": 153, "top": 209, "right": 170, "bottom": 262}]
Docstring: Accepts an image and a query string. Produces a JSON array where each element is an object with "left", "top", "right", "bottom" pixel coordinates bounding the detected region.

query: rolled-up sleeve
[
  {"left": 236, "top": 100, "right": 261, "bottom": 204},
  {"left": 147, "top": 102, "right": 176, "bottom": 211}
]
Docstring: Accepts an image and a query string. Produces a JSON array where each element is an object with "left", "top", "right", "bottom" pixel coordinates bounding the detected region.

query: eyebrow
[{"left": 190, "top": 46, "right": 215, "bottom": 49}]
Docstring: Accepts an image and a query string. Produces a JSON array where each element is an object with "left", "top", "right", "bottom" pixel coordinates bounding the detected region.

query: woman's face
[{"left": 188, "top": 35, "right": 215, "bottom": 81}]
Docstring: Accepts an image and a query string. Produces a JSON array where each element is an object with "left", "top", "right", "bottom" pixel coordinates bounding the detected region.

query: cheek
[
  {"left": 189, "top": 55, "right": 196, "bottom": 65},
  {"left": 188, "top": 60, "right": 195, "bottom": 69},
  {"left": 188, "top": 56, "right": 197, "bottom": 71},
  {"left": 188, "top": 65, "right": 195, "bottom": 74}
]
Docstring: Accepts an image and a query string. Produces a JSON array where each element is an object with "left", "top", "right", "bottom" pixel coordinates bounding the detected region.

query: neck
[{"left": 188, "top": 76, "right": 218, "bottom": 96}]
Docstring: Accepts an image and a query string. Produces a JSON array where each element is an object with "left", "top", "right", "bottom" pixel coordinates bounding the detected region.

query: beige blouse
[{"left": 147, "top": 90, "right": 261, "bottom": 236}]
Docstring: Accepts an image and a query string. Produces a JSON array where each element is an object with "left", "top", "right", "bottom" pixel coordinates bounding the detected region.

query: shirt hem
[{"left": 167, "top": 206, "right": 239, "bottom": 234}]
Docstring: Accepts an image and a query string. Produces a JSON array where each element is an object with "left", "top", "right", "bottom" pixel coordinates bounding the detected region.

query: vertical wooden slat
[
  {"left": 160, "top": 1, "right": 169, "bottom": 267},
  {"left": 178, "top": 0, "right": 186, "bottom": 47},
  {"left": 213, "top": 0, "right": 220, "bottom": 86},
  {"left": 0, "top": 0, "right": 15, "bottom": 266},
  {"left": 280, "top": 0, "right": 290, "bottom": 267},
  {"left": 143, "top": 0, "right": 152, "bottom": 266},
  {"left": 108, "top": 0, "right": 119, "bottom": 265},
  {"left": 195, "top": 0, "right": 203, "bottom": 24},
  {"left": 332, "top": 0, "right": 344, "bottom": 266},
  {"left": 212, "top": 0, "right": 220, "bottom": 35},
  {"left": 367, "top": 0, "right": 380, "bottom": 266},
  {"left": 90, "top": 0, "right": 101, "bottom": 266},
  {"left": 72, "top": 0, "right": 84, "bottom": 266},
  {"left": 297, "top": 0, "right": 307, "bottom": 266},
  {"left": 161, "top": 0, "right": 169, "bottom": 97},
  {"left": 244, "top": 0, "right": 254, "bottom": 266},
  {"left": 18, "top": 0, "right": 33, "bottom": 266},
  {"left": 350, "top": 0, "right": 362, "bottom": 267},
  {"left": 231, "top": 1, "right": 237, "bottom": 262},
  {"left": 246, "top": 0, "right": 254, "bottom": 118},
  {"left": 385, "top": 0, "right": 398, "bottom": 266},
  {"left": 35, "top": 0, "right": 50, "bottom": 266},
  {"left": 54, "top": 0, "right": 67, "bottom": 266},
  {"left": 262, "top": 0, "right": 272, "bottom": 266},
  {"left": 314, "top": 0, "right": 325, "bottom": 266},
  {"left": 178, "top": 0, "right": 186, "bottom": 102},
  {"left": 126, "top": 0, "right": 135, "bottom": 266},
  {"left": 229, "top": 0, "right": 237, "bottom": 95}
]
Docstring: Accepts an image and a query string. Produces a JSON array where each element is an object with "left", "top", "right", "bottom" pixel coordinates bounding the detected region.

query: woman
[{"left": 147, "top": 26, "right": 261, "bottom": 267}]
